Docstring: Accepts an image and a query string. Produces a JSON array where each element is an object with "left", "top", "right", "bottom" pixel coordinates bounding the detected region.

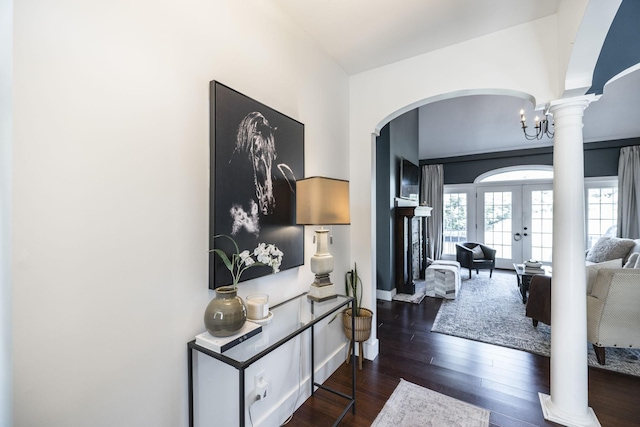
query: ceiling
[{"left": 273, "top": 0, "right": 640, "bottom": 159}]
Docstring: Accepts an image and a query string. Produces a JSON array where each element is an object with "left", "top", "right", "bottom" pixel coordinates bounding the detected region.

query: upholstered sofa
[
  {"left": 526, "top": 236, "right": 640, "bottom": 365},
  {"left": 584, "top": 236, "right": 640, "bottom": 364},
  {"left": 587, "top": 267, "right": 640, "bottom": 364}
]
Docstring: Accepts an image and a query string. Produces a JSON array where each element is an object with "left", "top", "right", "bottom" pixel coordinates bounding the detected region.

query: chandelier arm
[{"left": 520, "top": 114, "right": 554, "bottom": 140}]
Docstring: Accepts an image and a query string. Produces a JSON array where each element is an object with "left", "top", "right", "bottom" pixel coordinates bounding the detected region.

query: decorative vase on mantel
[{"left": 204, "top": 286, "right": 247, "bottom": 337}]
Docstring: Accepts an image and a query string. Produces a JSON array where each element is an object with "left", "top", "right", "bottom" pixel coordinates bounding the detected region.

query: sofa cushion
[
  {"left": 624, "top": 252, "right": 640, "bottom": 268},
  {"left": 471, "top": 245, "right": 484, "bottom": 259},
  {"left": 586, "top": 258, "right": 622, "bottom": 294},
  {"left": 586, "top": 237, "right": 636, "bottom": 263}
]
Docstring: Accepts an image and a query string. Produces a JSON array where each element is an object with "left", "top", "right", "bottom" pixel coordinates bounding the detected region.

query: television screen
[{"left": 400, "top": 159, "right": 420, "bottom": 200}]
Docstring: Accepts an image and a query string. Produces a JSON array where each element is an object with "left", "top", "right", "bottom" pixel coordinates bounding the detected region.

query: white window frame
[
  {"left": 584, "top": 176, "right": 619, "bottom": 249},
  {"left": 442, "top": 184, "right": 475, "bottom": 256},
  {"left": 475, "top": 165, "right": 553, "bottom": 183},
  {"left": 441, "top": 170, "right": 618, "bottom": 260}
]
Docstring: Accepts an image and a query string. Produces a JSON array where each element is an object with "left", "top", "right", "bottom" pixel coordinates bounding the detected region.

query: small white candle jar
[{"left": 246, "top": 294, "right": 269, "bottom": 320}]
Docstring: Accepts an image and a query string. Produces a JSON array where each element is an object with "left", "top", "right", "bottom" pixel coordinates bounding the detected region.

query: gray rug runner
[
  {"left": 371, "top": 379, "right": 490, "bottom": 427},
  {"left": 431, "top": 270, "right": 640, "bottom": 377}
]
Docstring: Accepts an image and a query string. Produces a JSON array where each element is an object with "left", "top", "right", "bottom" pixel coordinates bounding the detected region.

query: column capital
[{"left": 547, "top": 94, "right": 601, "bottom": 114}]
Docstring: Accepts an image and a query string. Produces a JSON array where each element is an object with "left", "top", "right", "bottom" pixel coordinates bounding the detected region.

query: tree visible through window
[
  {"left": 443, "top": 193, "right": 467, "bottom": 255},
  {"left": 587, "top": 186, "right": 618, "bottom": 249}
]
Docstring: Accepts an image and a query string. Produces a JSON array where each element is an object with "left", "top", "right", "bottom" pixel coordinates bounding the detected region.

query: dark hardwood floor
[{"left": 290, "top": 274, "right": 640, "bottom": 427}]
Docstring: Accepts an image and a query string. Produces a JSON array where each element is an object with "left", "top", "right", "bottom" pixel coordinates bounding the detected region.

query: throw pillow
[
  {"left": 585, "top": 236, "right": 636, "bottom": 263},
  {"left": 471, "top": 245, "right": 484, "bottom": 260},
  {"left": 623, "top": 253, "right": 640, "bottom": 268},
  {"left": 586, "top": 258, "right": 622, "bottom": 294}
]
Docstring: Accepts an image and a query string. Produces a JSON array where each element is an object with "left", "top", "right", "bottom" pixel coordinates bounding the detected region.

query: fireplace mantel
[{"left": 394, "top": 205, "right": 432, "bottom": 295}]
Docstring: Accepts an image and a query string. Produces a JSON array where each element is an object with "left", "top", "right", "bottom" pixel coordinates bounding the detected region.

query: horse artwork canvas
[{"left": 209, "top": 82, "right": 304, "bottom": 289}]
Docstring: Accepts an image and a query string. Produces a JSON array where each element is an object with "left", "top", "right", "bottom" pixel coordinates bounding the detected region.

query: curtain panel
[
  {"left": 618, "top": 146, "right": 640, "bottom": 239},
  {"left": 420, "top": 164, "right": 444, "bottom": 260}
]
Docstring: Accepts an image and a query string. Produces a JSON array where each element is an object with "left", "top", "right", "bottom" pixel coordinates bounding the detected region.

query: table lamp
[{"left": 296, "top": 176, "right": 350, "bottom": 301}]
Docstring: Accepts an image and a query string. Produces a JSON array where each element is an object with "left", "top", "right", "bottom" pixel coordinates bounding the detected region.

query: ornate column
[{"left": 539, "top": 95, "right": 600, "bottom": 427}]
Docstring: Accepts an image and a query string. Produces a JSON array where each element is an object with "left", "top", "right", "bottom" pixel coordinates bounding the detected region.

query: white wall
[
  {"left": 11, "top": 1, "right": 349, "bottom": 426},
  {"left": 1, "top": 0, "right": 13, "bottom": 425},
  {"left": 349, "top": 16, "right": 561, "bottom": 360}
]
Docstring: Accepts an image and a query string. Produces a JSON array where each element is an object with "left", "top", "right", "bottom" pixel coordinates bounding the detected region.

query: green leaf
[
  {"left": 211, "top": 248, "right": 233, "bottom": 271},
  {"left": 214, "top": 234, "right": 240, "bottom": 254}
]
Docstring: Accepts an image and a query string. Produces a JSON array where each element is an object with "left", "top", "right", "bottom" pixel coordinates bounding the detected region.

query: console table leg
[
  {"left": 239, "top": 369, "right": 245, "bottom": 427},
  {"left": 188, "top": 347, "right": 193, "bottom": 427}
]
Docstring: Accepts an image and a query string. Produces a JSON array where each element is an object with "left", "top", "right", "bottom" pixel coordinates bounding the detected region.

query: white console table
[{"left": 187, "top": 293, "right": 356, "bottom": 426}]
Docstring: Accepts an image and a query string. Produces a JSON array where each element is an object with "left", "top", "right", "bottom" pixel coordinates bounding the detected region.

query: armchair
[
  {"left": 455, "top": 242, "right": 496, "bottom": 279},
  {"left": 587, "top": 268, "right": 640, "bottom": 365}
]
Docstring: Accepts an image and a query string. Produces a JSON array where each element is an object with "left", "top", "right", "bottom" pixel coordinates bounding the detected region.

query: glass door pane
[
  {"left": 484, "top": 191, "right": 513, "bottom": 260},
  {"left": 526, "top": 187, "right": 553, "bottom": 263},
  {"left": 478, "top": 186, "right": 522, "bottom": 269}
]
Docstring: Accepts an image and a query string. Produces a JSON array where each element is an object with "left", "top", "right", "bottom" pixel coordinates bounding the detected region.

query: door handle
[{"left": 514, "top": 233, "right": 522, "bottom": 241}]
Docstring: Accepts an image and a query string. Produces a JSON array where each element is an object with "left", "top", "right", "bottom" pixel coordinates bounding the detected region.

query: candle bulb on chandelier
[{"left": 518, "top": 108, "right": 554, "bottom": 140}]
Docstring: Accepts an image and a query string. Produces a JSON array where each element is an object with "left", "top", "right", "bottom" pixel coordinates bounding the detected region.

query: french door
[{"left": 477, "top": 184, "right": 553, "bottom": 269}]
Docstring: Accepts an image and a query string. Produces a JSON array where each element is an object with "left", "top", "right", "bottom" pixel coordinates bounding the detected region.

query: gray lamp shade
[{"left": 296, "top": 177, "right": 350, "bottom": 225}]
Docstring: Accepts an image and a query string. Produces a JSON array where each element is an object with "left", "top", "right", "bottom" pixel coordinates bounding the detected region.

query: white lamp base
[
  {"left": 307, "top": 228, "right": 338, "bottom": 301},
  {"left": 308, "top": 282, "right": 338, "bottom": 302}
]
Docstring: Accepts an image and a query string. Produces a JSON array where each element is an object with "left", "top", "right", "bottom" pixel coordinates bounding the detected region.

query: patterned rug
[
  {"left": 371, "top": 379, "right": 490, "bottom": 427},
  {"left": 431, "top": 270, "right": 640, "bottom": 377},
  {"left": 392, "top": 280, "right": 426, "bottom": 304}
]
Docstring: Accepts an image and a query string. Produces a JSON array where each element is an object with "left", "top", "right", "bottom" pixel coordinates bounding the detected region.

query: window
[
  {"left": 586, "top": 180, "right": 618, "bottom": 249},
  {"left": 476, "top": 166, "right": 553, "bottom": 183},
  {"left": 442, "top": 172, "right": 617, "bottom": 260},
  {"left": 443, "top": 192, "right": 468, "bottom": 255},
  {"left": 530, "top": 189, "right": 553, "bottom": 262}
]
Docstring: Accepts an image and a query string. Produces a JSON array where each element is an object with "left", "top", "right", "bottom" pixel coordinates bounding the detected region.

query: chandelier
[{"left": 520, "top": 109, "right": 554, "bottom": 140}]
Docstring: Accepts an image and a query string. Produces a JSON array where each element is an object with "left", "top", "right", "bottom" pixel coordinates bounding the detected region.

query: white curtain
[
  {"left": 420, "top": 164, "right": 444, "bottom": 260},
  {"left": 618, "top": 146, "right": 640, "bottom": 239}
]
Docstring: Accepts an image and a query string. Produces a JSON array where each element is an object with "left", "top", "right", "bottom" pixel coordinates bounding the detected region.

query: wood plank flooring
[{"left": 289, "top": 274, "right": 640, "bottom": 427}]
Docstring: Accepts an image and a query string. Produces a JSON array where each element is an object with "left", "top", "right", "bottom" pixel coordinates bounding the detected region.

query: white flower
[{"left": 213, "top": 235, "right": 283, "bottom": 287}]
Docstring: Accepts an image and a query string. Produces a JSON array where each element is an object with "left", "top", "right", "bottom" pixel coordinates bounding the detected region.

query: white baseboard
[
  {"left": 376, "top": 288, "right": 396, "bottom": 301},
  {"left": 364, "top": 338, "right": 379, "bottom": 361}
]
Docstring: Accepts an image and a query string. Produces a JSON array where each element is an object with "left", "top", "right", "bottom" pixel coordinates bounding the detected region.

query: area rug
[
  {"left": 431, "top": 270, "right": 640, "bottom": 377},
  {"left": 371, "top": 379, "right": 490, "bottom": 427},
  {"left": 392, "top": 280, "right": 426, "bottom": 304}
]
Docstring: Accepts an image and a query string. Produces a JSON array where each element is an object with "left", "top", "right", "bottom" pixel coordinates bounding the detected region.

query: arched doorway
[{"left": 374, "top": 90, "right": 544, "bottom": 298}]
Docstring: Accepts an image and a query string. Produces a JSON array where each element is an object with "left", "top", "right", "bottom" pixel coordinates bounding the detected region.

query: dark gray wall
[
  {"left": 421, "top": 138, "right": 639, "bottom": 184},
  {"left": 376, "top": 125, "right": 392, "bottom": 292},
  {"left": 589, "top": 0, "right": 640, "bottom": 94},
  {"left": 376, "top": 110, "right": 419, "bottom": 292}
]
